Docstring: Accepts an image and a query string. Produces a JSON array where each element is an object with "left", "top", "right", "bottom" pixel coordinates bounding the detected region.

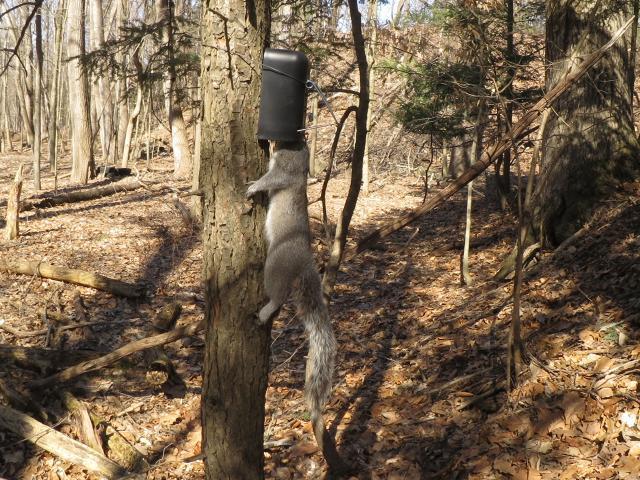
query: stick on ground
[
  {"left": 0, "top": 258, "right": 142, "bottom": 298},
  {"left": 30, "top": 320, "right": 204, "bottom": 390}
]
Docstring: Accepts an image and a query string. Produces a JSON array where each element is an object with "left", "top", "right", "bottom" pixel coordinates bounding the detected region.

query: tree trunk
[
  {"left": 68, "top": 0, "right": 95, "bottom": 184},
  {"left": 32, "top": 12, "right": 43, "bottom": 191},
  {"left": 362, "top": 0, "right": 377, "bottom": 197},
  {"left": 48, "top": 0, "right": 65, "bottom": 170},
  {"left": 537, "top": 0, "right": 639, "bottom": 244},
  {"left": 156, "top": 0, "right": 192, "bottom": 179},
  {"left": 120, "top": 51, "right": 143, "bottom": 168},
  {"left": 90, "top": 0, "right": 113, "bottom": 165},
  {"left": 321, "top": 0, "right": 370, "bottom": 297},
  {"left": 115, "top": 0, "right": 129, "bottom": 165},
  {"left": 200, "top": 0, "right": 270, "bottom": 477},
  {"left": 309, "top": 96, "right": 319, "bottom": 177}
]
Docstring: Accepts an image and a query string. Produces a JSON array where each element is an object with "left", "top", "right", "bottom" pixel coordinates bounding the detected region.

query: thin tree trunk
[
  {"left": 90, "top": 0, "right": 113, "bottom": 165},
  {"left": 362, "top": 0, "right": 377, "bottom": 197},
  {"left": 322, "top": 0, "right": 370, "bottom": 297},
  {"left": 200, "top": 0, "right": 270, "bottom": 476},
  {"left": 309, "top": 96, "right": 319, "bottom": 177},
  {"left": 121, "top": 51, "right": 143, "bottom": 168},
  {"left": 156, "top": 0, "right": 192, "bottom": 179},
  {"left": 48, "top": 0, "right": 65, "bottom": 170},
  {"left": 68, "top": 0, "right": 95, "bottom": 184},
  {"left": 7, "top": 12, "right": 35, "bottom": 147},
  {"left": 114, "top": 0, "right": 129, "bottom": 165},
  {"left": 461, "top": 101, "right": 486, "bottom": 285},
  {"left": 32, "top": 11, "right": 43, "bottom": 191}
]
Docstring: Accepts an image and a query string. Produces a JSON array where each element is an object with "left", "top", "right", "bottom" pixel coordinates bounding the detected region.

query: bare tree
[
  {"left": 68, "top": 0, "right": 95, "bottom": 183},
  {"left": 156, "top": 0, "right": 192, "bottom": 179},
  {"left": 48, "top": 0, "right": 66, "bottom": 171},
  {"left": 32, "top": 10, "right": 43, "bottom": 190}
]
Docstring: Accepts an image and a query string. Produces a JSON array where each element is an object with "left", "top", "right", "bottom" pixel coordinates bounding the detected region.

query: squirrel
[{"left": 246, "top": 140, "right": 337, "bottom": 455}]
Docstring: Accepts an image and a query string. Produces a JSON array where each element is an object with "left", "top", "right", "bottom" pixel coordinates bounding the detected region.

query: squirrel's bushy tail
[{"left": 296, "top": 267, "right": 336, "bottom": 422}]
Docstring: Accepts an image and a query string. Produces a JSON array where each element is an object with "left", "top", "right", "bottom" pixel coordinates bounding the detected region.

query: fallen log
[
  {"left": 0, "top": 177, "right": 176, "bottom": 213},
  {"left": 30, "top": 320, "right": 204, "bottom": 390},
  {"left": 0, "top": 258, "right": 142, "bottom": 298},
  {"left": 21, "top": 176, "right": 145, "bottom": 212},
  {"left": 0, "top": 405, "right": 128, "bottom": 479},
  {"left": 345, "top": 17, "right": 635, "bottom": 261}
]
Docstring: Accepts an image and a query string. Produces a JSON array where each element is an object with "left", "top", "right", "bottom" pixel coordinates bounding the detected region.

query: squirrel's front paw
[{"left": 246, "top": 181, "right": 258, "bottom": 199}]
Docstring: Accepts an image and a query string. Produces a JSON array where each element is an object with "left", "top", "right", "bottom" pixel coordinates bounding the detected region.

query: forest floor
[{"left": 0, "top": 146, "right": 639, "bottom": 480}]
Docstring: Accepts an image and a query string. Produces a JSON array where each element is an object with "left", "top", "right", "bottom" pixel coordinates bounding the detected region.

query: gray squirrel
[{"left": 246, "top": 140, "right": 337, "bottom": 453}]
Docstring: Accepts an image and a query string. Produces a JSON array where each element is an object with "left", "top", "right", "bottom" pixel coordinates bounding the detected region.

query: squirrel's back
[{"left": 265, "top": 145, "right": 311, "bottom": 248}]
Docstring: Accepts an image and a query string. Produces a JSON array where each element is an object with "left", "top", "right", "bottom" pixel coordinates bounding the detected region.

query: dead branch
[
  {"left": 0, "top": 405, "right": 128, "bottom": 479},
  {"left": 320, "top": 105, "right": 358, "bottom": 232},
  {"left": 4, "top": 164, "right": 24, "bottom": 240},
  {"left": 62, "top": 391, "right": 150, "bottom": 472},
  {"left": 346, "top": 17, "right": 635, "bottom": 261},
  {"left": 0, "top": 258, "right": 142, "bottom": 297},
  {"left": 61, "top": 391, "right": 103, "bottom": 453},
  {"left": 30, "top": 320, "right": 204, "bottom": 390}
]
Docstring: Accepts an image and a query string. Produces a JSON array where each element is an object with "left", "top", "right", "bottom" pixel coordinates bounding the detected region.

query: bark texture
[
  {"left": 67, "top": 0, "right": 95, "bottom": 184},
  {"left": 200, "top": 0, "right": 271, "bottom": 478},
  {"left": 538, "top": 0, "right": 639, "bottom": 244}
]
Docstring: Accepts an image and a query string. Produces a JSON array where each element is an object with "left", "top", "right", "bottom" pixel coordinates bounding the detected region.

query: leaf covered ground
[{"left": 0, "top": 145, "right": 639, "bottom": 479}]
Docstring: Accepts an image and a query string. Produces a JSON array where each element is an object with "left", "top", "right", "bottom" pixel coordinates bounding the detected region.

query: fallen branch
[
  {"left": 61, "top": 391, "right": 103, "bottom": 453},
  {"left": 0, "top": 405, "right": 128, "bottom": 479},
  {"left": 21, "top": 177, "right": 145, "bottom": 212},
  {"left": 30, "top": 320, "right": 204, "bottom": 390},
  {"left": 345, "top": 17, "right": 635, "bottom": 261},
  {"left": 61, "top": 392, "right": 150, "bottom": 472},
  {"left": 0, "top": 258, "right": 142, "bottom": 298}
]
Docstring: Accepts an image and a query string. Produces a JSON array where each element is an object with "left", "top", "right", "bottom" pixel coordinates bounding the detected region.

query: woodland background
[{"left": 0, "top": 0, "right": 639, "bottom": 479}]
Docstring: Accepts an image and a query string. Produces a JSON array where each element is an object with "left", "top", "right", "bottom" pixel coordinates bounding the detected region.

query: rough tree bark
[
  {"left": 200, "top": 0, "right": 270, "bottom": 477},
  {"left": 537, "top": 0, "right": 640, "bottom": 244},
  {"left": 68, "top": 0, "right": 95, "bottom": 184}
]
